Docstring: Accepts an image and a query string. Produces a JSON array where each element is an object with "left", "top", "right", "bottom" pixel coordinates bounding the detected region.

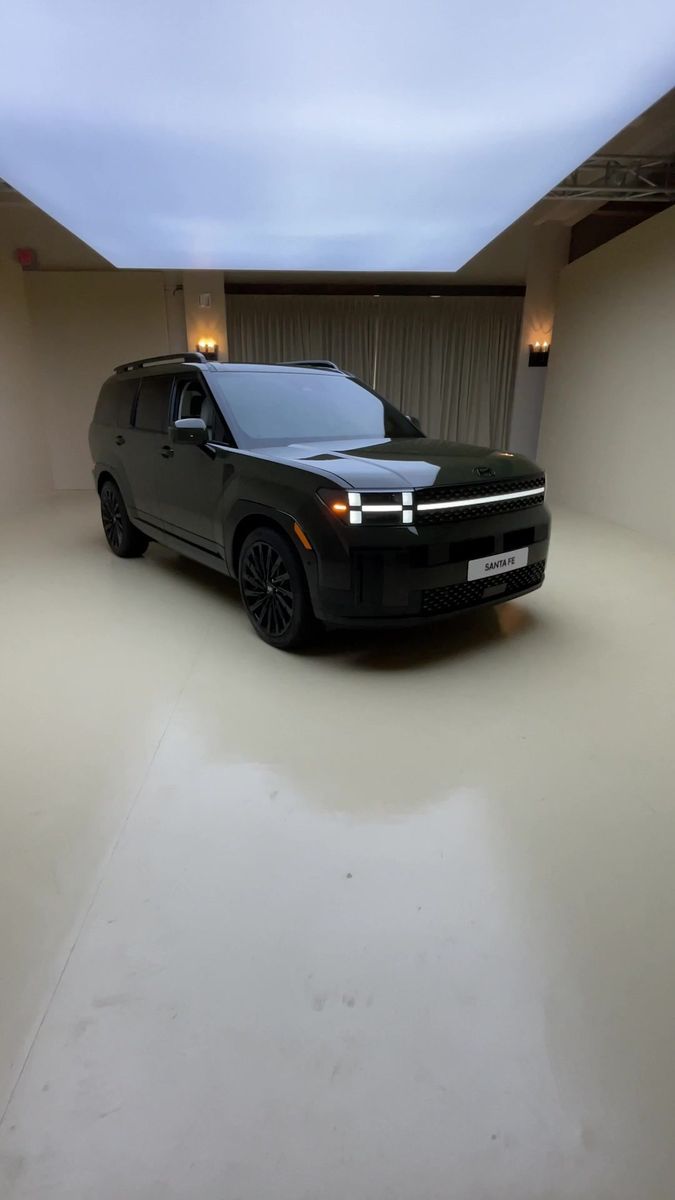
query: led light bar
[
  {"left": 338, "top": 484, "right": 545, "bottom": 524},
  {"left": 416, "top": 486, "right": 545, "bottom": 512},
  {"left": 347, "top": 491, "right": 415, "bottom": 525}
]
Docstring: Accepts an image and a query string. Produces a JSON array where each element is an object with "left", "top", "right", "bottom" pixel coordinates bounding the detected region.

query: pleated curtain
[
  {"left": 226, "top": 295, "right": 378, "bottom": 383},
  {"left": 226, "top": 293, "right": 522, "bottom": 448}
]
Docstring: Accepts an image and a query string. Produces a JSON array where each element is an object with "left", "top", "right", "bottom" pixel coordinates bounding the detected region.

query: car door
[
  {"left": 90, "top": 375, "right": 138, "bottom": 501},
  {"left": 156, "top": 373, "right": 234, "bottom": 553},
  {"left": 121, "top": 373, "right": 173, "bottom": 529}
]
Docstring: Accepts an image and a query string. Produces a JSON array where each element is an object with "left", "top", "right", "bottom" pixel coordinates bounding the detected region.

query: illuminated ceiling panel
[{"left": 1, "top": 0, "right": 674, "bottom": 271}]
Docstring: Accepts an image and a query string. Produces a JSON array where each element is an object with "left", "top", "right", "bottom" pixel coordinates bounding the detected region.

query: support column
[
  {"left": 182, "top": 271, "right": 229, "bottom": 361},
  {"left": 509, "top": 222, "right": 570, "bottom": 460},
  {"left": 163, "top": 272, "right": 187, "bottom": 353}
]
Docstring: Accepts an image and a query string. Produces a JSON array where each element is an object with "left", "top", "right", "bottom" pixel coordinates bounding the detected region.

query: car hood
[{"left": 251, "top": 438, "right": 541, "bottom": 490}]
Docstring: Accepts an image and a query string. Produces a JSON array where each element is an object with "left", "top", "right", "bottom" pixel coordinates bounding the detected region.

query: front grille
[
  {"left": 415, "top": 475, "right": 545, "bottom": 526},
  {"left": 421, "top": 561, "right": 545, "bottom": 616}
]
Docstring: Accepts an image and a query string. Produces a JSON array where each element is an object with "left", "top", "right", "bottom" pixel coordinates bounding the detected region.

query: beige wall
[
  {"left": 0, "top": 193, "right": 110, "bottom": 270},
  {"left": 539, "top": 204, "right": 675, "bottom": 549},
  {"left": 0, "top": 257, "right": 52, "bottom": 511},
  {"left": 26, "top": 272, "right": 171, "bottom": 490},
  {"left": 183, "top": 271, "right": 228, "bottom": 361}
]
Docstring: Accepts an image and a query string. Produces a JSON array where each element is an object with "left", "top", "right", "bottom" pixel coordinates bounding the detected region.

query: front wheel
[
  {"left": 100, "top": 480, "right": 149, "bottom": 558},
  {"left": 239, "top": 528, "right": 318, "bottom": 650}
]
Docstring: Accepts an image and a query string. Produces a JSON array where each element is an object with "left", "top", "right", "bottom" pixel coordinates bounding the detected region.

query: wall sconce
[
  {"left": 528, "top": 340, "right": 550, "bottom": 367},
  {"left": 196, "top": 338, "right": 218, "bottom": 361}
]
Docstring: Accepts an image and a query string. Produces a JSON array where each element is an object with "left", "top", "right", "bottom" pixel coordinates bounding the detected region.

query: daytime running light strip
[
  {"left": 345, "top": 485, "right": 543, "bottom": 523},
  {"left": 416, "top": 486, "right": 545, "bottom": 512}
]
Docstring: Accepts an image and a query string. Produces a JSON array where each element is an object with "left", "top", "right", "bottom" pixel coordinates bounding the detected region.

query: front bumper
[{"left": 306, "top": 505, "right": 550, "bottom": 626}]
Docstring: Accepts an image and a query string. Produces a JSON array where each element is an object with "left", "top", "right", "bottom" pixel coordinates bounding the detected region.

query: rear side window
[
  {"left": 134, "top": 375, "right": 172, "bottom": 432},
  {"left": 95, "top": 378, "right": 137, "bottom": 427}
]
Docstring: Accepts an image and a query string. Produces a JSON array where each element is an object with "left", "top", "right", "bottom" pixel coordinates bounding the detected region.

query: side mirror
[
  {"left": 171, "top": 417, "right": 208, "bottom": 446},
  {"left": 406, "top": 414, "right": 424, "bottom": 433}
]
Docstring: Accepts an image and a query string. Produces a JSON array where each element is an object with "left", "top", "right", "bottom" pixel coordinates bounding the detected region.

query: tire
[
  {"left": 238, "top": 527, "right": 319, "bottom": 650},
  {"left": 99, "top": 479, "right": 149, "bottom": 558}
]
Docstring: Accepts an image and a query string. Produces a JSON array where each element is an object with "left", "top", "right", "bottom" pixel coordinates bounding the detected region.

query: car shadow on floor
[
  {"left": 316, "top": 602, "right": 542, "bottom": 671},
  {"left": 147, "top": 545, "right": 546, "bottom": 673}
]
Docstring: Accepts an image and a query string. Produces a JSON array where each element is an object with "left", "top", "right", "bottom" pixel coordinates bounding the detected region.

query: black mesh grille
[
  {"left": 421, "top": 561, "right": 545, "bottom": 616},
  {"left": 415, "top": 475, "right": 545, "bottom": 525}
]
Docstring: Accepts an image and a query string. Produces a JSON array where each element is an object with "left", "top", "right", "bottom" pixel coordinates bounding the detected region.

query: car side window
[
  {"left": 175, "top": 376, "right": 222, "bottom": 441},
  {"left": 95, "top": 378, "right": 137, "bottom": 427},
  {"left": 115, "top": 379, "right": 138, "bottom": 427},
  {"left": 134, "top": 375, "right": 172, "bottom": 432}
]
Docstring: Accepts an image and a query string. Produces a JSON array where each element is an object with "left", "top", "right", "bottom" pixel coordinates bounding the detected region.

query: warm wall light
[
  {"left": 196, "top": 338, "right": 218, "bottom": 361},
  {"left": 528, "top": 340, "right": 550, "bottom": 367}
]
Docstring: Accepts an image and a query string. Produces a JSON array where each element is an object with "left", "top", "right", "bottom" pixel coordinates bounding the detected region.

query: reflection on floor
[{"left": 2, "top": 491, "right": 675, "bottom": 1199}]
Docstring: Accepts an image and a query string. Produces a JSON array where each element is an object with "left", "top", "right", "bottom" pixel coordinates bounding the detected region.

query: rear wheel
[
  {"left": 100, "top": 479, "right": 149, "bottom": 558},
  {"left": 239, "top": 527, "right": 318, "bottom": 650}
]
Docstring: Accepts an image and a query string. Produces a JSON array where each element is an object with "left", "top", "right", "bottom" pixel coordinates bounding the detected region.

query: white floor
[{"left": 2, "top": 491, "right": 675, "bottom": 1199}]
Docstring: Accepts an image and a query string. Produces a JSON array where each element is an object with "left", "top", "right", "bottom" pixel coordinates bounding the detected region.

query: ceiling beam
[{"left": 549, "top": 155, "right": 675, "bottom": 201}]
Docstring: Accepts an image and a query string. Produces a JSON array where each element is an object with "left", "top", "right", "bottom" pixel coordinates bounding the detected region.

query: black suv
[{"left": 89, "top": 352, "right": 550, "bottom": 649}]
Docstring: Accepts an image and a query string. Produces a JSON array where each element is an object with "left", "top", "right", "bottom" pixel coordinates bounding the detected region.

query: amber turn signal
[
  {"left": 317, "top": 489, "right": 351, "bottom": 522},
  {"left": 293, "top": 521, "right": 312, "bottom": 550}
]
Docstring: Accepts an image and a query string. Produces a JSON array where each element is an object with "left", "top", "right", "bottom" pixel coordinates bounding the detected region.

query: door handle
[
  {"left": 115, "top": 434, "right": 125, "bottom": 446},
  {"left": 160, "top": 445, "right": 174, "bottom": 459}
]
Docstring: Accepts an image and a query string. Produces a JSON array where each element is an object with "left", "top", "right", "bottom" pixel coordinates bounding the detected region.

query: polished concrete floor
[{"left": 2, "top": 491, "right": 675, "bottom": 1198}]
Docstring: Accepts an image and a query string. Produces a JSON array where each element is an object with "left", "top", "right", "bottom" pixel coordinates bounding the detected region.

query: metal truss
[{"left": 549, "top": 155, "right": 675, "bottom": 202}]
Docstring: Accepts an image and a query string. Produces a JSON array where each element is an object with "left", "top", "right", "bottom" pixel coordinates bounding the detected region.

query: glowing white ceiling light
[{"left": 2, "top": 0, "right": 673, "bottom": 270}]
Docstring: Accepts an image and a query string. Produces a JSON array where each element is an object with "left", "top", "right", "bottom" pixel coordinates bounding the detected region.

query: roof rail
[
  {"left": 278, "top": 359, "right": 342, "bottom": 372},
  {"left": 114, "top": 351, "right": 206, "bottom": 374}
]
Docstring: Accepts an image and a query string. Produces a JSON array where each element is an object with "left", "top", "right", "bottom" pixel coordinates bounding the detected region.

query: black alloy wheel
[
  {"left": 239, "top": 528, "right": 317, "bottom": 649},
  {"left": 99, "top": 480, "right": 149, "bottom": 558},
  {"left": 241, "top": 540, "right": 294, "bottom": 637},
  {"left": 101, "top": 482, "right": 124, "bottom": 552}
]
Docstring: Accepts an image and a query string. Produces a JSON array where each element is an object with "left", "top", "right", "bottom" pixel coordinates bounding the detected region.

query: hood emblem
[{"left": 473, "top": 466, "right": 495, "bottom": 478}]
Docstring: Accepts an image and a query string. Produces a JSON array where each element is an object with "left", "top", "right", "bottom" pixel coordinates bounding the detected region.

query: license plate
[{"left": 467, "top": 545, "right": 529, "bottom": 581}]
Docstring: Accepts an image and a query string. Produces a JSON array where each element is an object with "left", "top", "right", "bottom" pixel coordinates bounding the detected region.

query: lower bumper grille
[{"left": 421, "top": 560, "right": 545, "bottom": 617}]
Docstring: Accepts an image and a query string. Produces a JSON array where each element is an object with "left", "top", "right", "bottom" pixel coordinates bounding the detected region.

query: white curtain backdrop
[
  {"left": 375, "top": 297, "right": 522, "bottom": 446},
  {"left": 226, "top": 294, "right": 522, "bottom": 447},
  {"left": 226, "top": 295, "right": 377, "bottom": 382}
]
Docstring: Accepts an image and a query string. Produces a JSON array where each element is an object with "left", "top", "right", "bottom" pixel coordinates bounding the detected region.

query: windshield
[{"left": 209, "top": 370, "right": 421, "bottom": 448}]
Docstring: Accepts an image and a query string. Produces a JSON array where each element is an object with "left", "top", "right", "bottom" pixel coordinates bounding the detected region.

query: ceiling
[
  {"left": 2, "top": 89, "right": 675, "bottom": 284},
  {"left": 1, "top": 0, "right": 675, "bottom": 274},
  {"left": 459, "top": 85, "right": 675, "bottom": 282}
]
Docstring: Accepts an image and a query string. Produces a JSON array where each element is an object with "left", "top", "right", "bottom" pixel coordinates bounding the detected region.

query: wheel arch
[
  {"left": 96, "top": 469, "right": 117, "bottom": 495},
  {"left": 231, "top": 512, "right": 293, "bottom": 577},
  {"left": 95, "top": 466, "right": 134, "bottom": 515}
]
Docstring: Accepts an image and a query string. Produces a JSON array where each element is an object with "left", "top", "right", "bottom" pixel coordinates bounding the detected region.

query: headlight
[{"left": 318, "top": 489, "right": 414, "bottom": 526}]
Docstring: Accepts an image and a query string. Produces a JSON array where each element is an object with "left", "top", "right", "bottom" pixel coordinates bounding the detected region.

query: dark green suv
[{"left": 89, "top": 352, "right": 550, "bottom": 649}]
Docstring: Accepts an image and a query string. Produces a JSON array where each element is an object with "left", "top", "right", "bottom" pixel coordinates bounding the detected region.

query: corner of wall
[{"left": 0, "top": 257, "right": 53, "bottom": 512}]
